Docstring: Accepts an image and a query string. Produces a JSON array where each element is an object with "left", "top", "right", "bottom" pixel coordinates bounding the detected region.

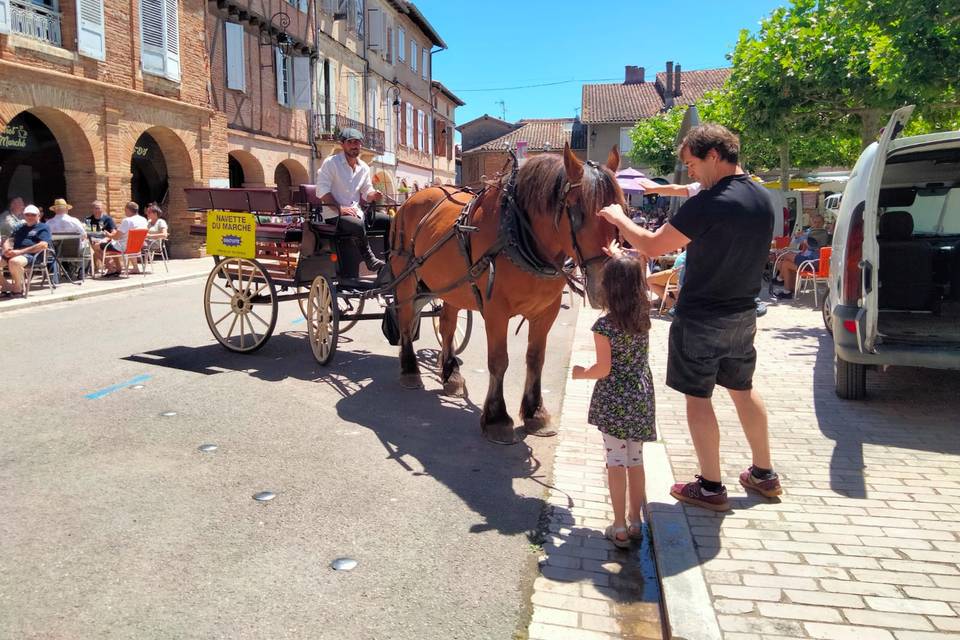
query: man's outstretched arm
[{"left": 598, "top": 204, "right": 689, "bottom": 258}]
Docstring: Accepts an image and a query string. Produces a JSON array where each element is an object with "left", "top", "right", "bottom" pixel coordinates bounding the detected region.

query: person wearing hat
[
  {"left": 1, "top": 204, "right": 52, "bottom": 296},
  {"left": 314, "top": 127, "right": 390, "bottom": 272}
]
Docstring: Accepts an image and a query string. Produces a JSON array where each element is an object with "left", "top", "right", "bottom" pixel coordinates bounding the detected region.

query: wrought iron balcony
[
  {"left": 11, "top": 0, "right": 62, "bottom": 46},
  {"left": 313, "top": 112, "right": 385, "bottom": 154}
]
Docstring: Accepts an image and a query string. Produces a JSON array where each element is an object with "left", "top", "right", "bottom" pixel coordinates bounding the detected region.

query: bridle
[{"left": 559, "top": 160, "right": 611, "bottom": 275}]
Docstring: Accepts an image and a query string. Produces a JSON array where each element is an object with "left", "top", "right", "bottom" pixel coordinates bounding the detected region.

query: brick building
[
  {"left": 0, "top": 0, "right": 226, "bottom": 257},
  {"left": 459, "top": 118, "right": 587, "bottom": 190},
  {"left": 208, "top": 0, "right": 317, "bottom": 207}
]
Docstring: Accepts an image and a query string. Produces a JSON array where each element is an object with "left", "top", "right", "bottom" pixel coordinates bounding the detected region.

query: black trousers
[{"left": 333, "top": 211, "right": 390, "bottom": 239}]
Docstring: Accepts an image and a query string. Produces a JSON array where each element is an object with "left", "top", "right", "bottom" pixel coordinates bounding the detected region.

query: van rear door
[{"left": 862, "top": 106, "right": 914, "bottom": 351}]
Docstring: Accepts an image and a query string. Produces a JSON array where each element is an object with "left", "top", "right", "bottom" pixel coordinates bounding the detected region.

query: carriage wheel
[
  {"left": 204, "top": 258, "right": 277, "bottom": 353},
  {"left": 432, "top": 304, "right": 473, "bottom": 356},
  {"left": 307, "top": 275, "right": 339, "bottom": 365}
]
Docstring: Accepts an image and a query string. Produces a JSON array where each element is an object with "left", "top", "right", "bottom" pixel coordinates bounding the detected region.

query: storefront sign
[
  {"left": 0, "top": 125, "right": 29, "bottom": 149},
  {"left": 207, "top": 209, "right": 256, "bottom": 258}
]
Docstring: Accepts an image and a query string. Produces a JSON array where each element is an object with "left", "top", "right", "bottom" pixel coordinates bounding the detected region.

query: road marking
[
  {"left": 84, "top": 374, "right": 153, "bottom": 400},
  {"left": 292, "top": 316, "right": 305, "bottom": 324}
]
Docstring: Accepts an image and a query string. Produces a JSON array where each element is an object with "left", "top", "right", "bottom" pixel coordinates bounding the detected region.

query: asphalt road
[{"left": 0, "top": 278, "right": 581, "bottom": 640}]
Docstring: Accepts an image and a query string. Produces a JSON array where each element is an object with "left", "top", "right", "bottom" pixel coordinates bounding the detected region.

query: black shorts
[{"left": 666, "top": 309, "right": 758, "bottom": 398}]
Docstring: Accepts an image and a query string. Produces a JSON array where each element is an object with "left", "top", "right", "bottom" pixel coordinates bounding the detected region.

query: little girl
[{"left": 573, "top": 256, "right": 656, "bottom": 548}]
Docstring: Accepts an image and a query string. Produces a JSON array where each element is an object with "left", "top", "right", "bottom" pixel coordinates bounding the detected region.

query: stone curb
[
  {"left": 0, "top": 270, "right": 208, "bottom": 314},
  {"left": 644, "top": 442, "right": 723, "bottom": 640}
]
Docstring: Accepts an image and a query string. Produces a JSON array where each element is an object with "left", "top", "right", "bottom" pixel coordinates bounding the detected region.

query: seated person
[
  {"left": 0, "top": 205, "right": 52, "bottom": 296},
  {"left": 145, "top": 203, "right": 169, "bottom": 259},
  {"left": 46, "top": 198, "right": 89, "bottom": 279},
  {"left": 101, "top": 201, "right": 148, "bottom": 277},
  {"left": 0, "top": 196, "right": 25, "bottom": 237},
  {"left": 315, "top": 128, "right": 389, "bottom": 272},
  {"left": 775, "top": 213, "right": 828, "bottom": 299},
  {"left": 647, "top": 250, "right": 686, "bottom": 311},
  {"left": 87, "top": 200, "right": 117, "bottom": 273}
]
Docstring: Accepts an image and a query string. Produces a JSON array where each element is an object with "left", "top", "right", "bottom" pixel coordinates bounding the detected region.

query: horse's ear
[
  {"left": 563, "top": 142, "right": 583, "bottom": 183},
  {"left": 607, "top": 146, "right": 620, "bottom": 172}
]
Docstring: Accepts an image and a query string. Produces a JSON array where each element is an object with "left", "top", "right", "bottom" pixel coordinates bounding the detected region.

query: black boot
[{"left": 357, "top": 238, "right": 385, "bottom": 271}]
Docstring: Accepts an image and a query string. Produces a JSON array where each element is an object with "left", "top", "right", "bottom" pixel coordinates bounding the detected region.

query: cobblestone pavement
[
  {"left": 651, "top": 299, "right": 960, "bottom": 639},
  {"left": 527, "top": 306, "right": 665, "bottom": 640}
]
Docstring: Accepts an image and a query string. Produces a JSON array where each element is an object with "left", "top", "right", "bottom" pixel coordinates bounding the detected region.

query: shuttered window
[
  {"left": 410, "top": 40, "right": 417, "bottom": 72},
  {"left": 276, "top": 47, "right": 290, "bottom": 106},
  {"left": 77, "top": 0, "right": 105, "bottom": 60},
  {"left": 397, "top": 27, "right": 404, "bottom": 62},
  {"left": 417, "top": 110, "right": 424, "bottom": 151},
  {"left": 427, "top": 115, "right": 433, "bottom": 155},
  {"left": 0, "top": 0, "right": 9, "bottom": 34},
  {"left": 225, "top": 22, "right": 245, "bottom": 91},
  {"left": 366, "top": 4, "right": 382, "bottom": 50},
  {"left": 405, "top": 103, "right": 413, "bottom": 148},
  {"left": 421, "top": 48, "right": 427, "bottom": 80},
  {"left": 140, "top": 0, "right": 180, "bottom": 81},
  {"left": 292, "top": 56, "right": 310, "bottom": 109}
]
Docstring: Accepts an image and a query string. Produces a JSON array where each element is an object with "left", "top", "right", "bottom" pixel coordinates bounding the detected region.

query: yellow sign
[{"left": 206, "top": 210, "right": 256, "bottom": 258}]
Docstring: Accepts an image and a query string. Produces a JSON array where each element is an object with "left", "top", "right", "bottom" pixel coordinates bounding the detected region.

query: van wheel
[
  {"left": 822, "top": 296, "right": 833, "bottom": 335},
  {"left": 835, "top": 355, "right": 866, "bottom": 400}
]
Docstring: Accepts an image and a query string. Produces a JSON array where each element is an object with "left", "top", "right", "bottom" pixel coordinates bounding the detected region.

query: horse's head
[{"left": 559, "top": 143, "right": 623, "bottom": 308}]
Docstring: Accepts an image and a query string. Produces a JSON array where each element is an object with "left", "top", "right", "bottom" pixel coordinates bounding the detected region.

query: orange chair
[
  {"left": 797, "top": 246, "right": 831, "bottom": 306},
  {"left": 773, "top": 236, "right": 790, "bottom": 249},
  {"left": 102, "top": 228, "right": 148, "bottom": 278}
]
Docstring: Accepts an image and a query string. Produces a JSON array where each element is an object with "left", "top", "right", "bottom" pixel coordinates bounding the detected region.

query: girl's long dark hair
[{"left": 600, "top": 256, "right": 651, "bottom": 334}]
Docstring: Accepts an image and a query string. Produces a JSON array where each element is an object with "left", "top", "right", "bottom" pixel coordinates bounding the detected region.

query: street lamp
[
  {"left": 386, "top": 84, "right": 402, "bottom": 117},
  {"left": 258, "top": 11, "right": 293, "bottom": 59}
]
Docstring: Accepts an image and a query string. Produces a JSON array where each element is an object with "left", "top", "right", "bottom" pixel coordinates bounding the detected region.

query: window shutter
[
  {"left": 385, "top": 26, "right": 392, "bottom": 62},
  {"left": 421, "top": 48, "right": 427, "bottom": 80},
  {"left": 427, "top": 115, "right": 433, "bottom": 155},
  {"left": 0, "top": 0, "right": 9, "bottom": 34},
  {"left": 292, "top": 56, "right": 311, "bottom": 109},
  {"left": 405, "top": 103, "right": 413, "bottom": 147},
  {"left": 163, "top": 0, "right": 180, "bottom": 80},
  {"left": 397, "top": 28, "right": 404, "bottom": 61},
  {"left": 366, "top": 6, "right": 381, "bottom": 49},
  {"left": 399, "top": 101, "right": 405, "bottom": 145},
  {"left": 410, "top": 41, "right": 417, "bottom": 72},
  {"left": 275, "top": 47, "right": 286, "bottom": 105},
  {"left": 77, "top": 0, "right": 106, "bottom": 60},
  {"left": 140, "top": 0, "right": 166, "bottom": 75},
  {"left": 225, "top": 22, "right": 245, "bottom": 91}
]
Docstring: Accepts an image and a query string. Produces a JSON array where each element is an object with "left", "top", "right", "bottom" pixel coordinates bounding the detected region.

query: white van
[{"left": 828, "top": 106, "right": 960, "bottom": 399}]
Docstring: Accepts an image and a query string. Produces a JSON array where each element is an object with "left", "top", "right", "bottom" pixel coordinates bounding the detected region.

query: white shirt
[
  {"left": 315, "top": 153, "right": 375, "bottom": 213},
  {"left": 686, "top": 182, "right": 702, "bottom": 197},
  {"left": 47, "top": 212, "right": 87, "bottom": 236},
  {"left": 117, "top": 214, "right": 148, "bottom": 251}
]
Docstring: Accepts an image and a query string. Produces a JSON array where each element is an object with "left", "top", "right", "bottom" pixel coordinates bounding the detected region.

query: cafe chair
[
  {"left": 102, "top": 228, "right": 148, "bottom": 278},
  {"left": 659, "top": 269, "right": 682, "bottom": 317},
  {"left": 24, "top": 247, "right": 58, "bottom": 297},
  {"left": 796, "top": 246, "right": 832, "bottom": 307},
  {"left": 54, "top": 234, "right": 90, "bottom": 284},
  {"left": 143, "top": 237, "right": 169, "bottom": 273}
]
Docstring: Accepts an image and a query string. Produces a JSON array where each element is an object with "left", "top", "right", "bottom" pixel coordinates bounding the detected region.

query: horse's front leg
[
  {"left": 396, "top": 277, "right": 423, "bottom": 389},
  {"left": 520, "top": 296, "right": 561, "bottom": 437},
  {"left": 439, "top": 303, "right": 467, "bottom": 397},
  {"left": 480, "top": 310, "right": 517, "bottom": 445}
]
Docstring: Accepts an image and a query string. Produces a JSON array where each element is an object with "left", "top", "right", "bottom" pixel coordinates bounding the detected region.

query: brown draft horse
[{"left": 389, "top": 144, "right": 624, "bottom": 445}]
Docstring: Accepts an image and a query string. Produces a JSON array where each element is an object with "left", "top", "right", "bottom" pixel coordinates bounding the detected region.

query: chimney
[
  {"left": 663, "top": 61, "right": 674, "bottom": 107},
  {"left": 624, "top": 65, "right": 645, "bottom": 85},
  {"left": 674, "top": 63, "right": 682, "bottom": 97}
]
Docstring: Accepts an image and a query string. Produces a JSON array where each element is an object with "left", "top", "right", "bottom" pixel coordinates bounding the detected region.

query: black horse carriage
[{"left": 186, "top": 187, "right": 472, "bottom": 364}]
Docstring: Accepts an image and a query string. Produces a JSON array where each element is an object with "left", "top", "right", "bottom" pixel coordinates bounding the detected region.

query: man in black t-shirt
[{"left": 598, "top": 124, "right": 781, "bottom": 512}]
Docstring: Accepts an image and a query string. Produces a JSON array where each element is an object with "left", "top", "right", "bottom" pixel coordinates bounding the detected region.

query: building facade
[
  {"left": 0, "top": 0, "right": 224, "bottom": 256},
  {"left": 459, "top": 118, "right": 587, "bottom": 190},
  {"left": 208, "top": 0, "right": 318, "bottom": 208},
  {"left": 581, "top": 62, "right": 730, "bottom": 175}
]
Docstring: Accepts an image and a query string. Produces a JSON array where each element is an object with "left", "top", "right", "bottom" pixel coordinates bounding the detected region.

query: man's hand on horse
[{"left": 598, "top": 203, "right": 629, "bottom": 227}]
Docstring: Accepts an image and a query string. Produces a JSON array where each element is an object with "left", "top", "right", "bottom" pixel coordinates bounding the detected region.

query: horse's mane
[{"left": 511, "top": 154, "right": 624, "bottom": 218}]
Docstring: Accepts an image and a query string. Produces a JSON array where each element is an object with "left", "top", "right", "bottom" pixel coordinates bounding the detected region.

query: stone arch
[
  {"left": 278, "top": 158, "right": 310, "bottom": 187},
  {"left": 273, "top": 159, "right": 309, "bottom": 207},
  {"left": 0, "top": 107, "right": 99, "bottom": 210},
  {"left": 124, "top": 125, "right": 195, "bottom": 257},
  {"left": 228, "top": 150, "right": 265, "bottom": 187}
]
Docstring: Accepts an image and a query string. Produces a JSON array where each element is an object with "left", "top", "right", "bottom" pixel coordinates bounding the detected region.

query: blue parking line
[
  {"left": 292, "top": 316, "right": 305, "bottom": 324},
  {"left": 84, "top": 374, "right": 153, "bottom": 400}
]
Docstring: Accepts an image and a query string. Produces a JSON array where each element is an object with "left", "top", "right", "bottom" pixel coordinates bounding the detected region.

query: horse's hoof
[
  {"left": 442, "top": 372, "right": 467, "bottom": 398},
  {"left": 399, "top": 373, "right": 424, "bottom": 389},
  {"left": 482, "top": 420, "right": 519, "bottom": 445},
  {"left": 523, "top": 419, "right": 557, "bottom": 438}
]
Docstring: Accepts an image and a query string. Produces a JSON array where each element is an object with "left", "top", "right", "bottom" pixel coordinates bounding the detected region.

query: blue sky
[{"left": 418, "top": 0, "right": 787, "bottom": 136}]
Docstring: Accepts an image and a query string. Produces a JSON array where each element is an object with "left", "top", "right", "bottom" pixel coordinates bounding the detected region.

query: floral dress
[{"left": 587, "top": 315, "right": 657, "bottom": 442}]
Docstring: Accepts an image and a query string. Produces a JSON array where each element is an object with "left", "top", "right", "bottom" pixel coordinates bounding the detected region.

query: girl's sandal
[
  {"left": 628, "top": 519, "right": 644, "bottom": 540},
  {"left": 605, "top": 525, "right": 631, "bottom": 549}
]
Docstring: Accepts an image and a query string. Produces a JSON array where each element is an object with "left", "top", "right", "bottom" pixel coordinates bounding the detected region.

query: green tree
[{"left": 626, "top": 107, "right": 687, "bottom": 176}]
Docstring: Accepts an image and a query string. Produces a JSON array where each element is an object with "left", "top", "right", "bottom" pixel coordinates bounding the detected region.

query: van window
[{"left": 895, "top": 187, "right": 960, "bottom": 235}]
